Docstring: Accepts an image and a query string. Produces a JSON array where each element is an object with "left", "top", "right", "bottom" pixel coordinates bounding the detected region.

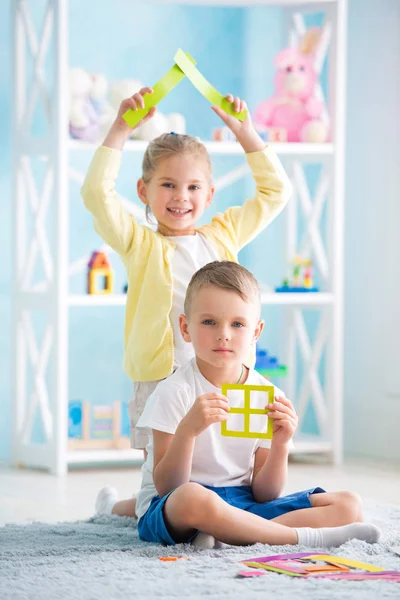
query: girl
[{"left": 81, "top": 86, "right": 292, "bottom": 518}]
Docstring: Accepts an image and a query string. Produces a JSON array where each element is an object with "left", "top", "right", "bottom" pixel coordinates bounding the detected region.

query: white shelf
[
  {"left": 12, "top": 0, "right": 346, "bottom": 474},
  {"left": 69, "top": 139, "right": 334, "bottom": 157},
  {"left": 66, "top": 441, "right": 332, "bottom": 465},
  {"left": 65, "top": 441, "right": 332, "bottom": 466},
  {"left": 69, "top": 294, "right": 127, "bottom": 306},
  {"left": 290, "top": 438, "right": 333, "bottom": 454},
  {"left": 69, "top": 292, "right": 334, "bottom": 307},
  {"left": 261, "top": 292, "right": 334, "bottom": 306},
  {"left": 161, "top": 1, "right": 338, "bottom": 6},
  {"left": 67, "top": 449, "right": 143, "bottom": 465}
]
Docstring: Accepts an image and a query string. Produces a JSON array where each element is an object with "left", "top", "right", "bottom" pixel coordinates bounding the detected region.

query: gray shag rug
[{"left": 1, "top": 499, "right": 400, "bottom": 600}]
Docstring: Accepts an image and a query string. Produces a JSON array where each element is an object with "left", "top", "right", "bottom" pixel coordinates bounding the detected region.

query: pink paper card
[
  {"left": 267, "top": 560, "right": 309, "bottom": 574},
  {"left": 243, "top": 552, "right": 324, "bottom": 564},
  {"left": 312, "top": 572, "right": 400, "bottom": 581}
]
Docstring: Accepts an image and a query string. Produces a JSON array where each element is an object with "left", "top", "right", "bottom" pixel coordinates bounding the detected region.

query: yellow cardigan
[{"left": 81, "top": 145, "right": 292, "bottom": 382}]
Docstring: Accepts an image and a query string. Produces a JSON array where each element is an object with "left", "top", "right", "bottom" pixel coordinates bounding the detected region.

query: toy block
[
  {"left": 256, "top": 127, "right": 288, "bottom": 142},
  {"left": 87, "top": 251, "right": 114, "bottom": 294},
  {"left": 221, "top": 384, "right": 274, "bottom": 439},
  {"left": 212, "top": 126, "right": 237, "bottom": 142},
  {"left": 68, "top": 400, "right": 130, "bottom": 451}
]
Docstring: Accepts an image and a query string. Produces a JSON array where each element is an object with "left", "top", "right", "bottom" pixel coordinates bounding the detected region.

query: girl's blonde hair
[{"left": 142, "top": 133, "right": 213, "bottom": 223}]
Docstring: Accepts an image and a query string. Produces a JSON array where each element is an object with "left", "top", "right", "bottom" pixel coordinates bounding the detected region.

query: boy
[{"left": 102, "top": 261, "right": 380, "bottom": 548}]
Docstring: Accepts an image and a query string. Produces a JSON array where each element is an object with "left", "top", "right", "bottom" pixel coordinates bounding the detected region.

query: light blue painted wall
[
  {"left": 344, "top": 0, "right": 400, "bottom": 461},
  {"left": 0, "top": 0, "right": 399, "bottom": 462}
]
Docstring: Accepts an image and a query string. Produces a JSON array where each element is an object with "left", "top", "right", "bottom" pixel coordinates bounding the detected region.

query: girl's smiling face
[{"left": 137, "top": 153, "right": 214, "bottom": 236}]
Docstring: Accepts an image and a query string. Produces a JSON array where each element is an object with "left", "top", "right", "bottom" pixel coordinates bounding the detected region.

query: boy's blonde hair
[
  {"left": 184, "top": 261, "right": 261, "bottom": 317},
  {"left": 142, "top": 133, "right": 213, "bottom": 222}
]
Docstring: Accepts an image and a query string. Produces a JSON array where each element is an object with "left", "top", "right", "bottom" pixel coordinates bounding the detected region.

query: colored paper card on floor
[
  {"left": 243, "top": 552, "right": 325, "bottom": 563},
  {"left": 312, "top": 572, "right": 400, "bottom": 581},
  {"left": 306, "top": 554, "right": 385, "bottom": 572},
  {"left": 268, "top": 560, "right": 309, "bottom": 574},
  {"left": 221, "top": 384, "right": 273, "bottom": 439},
  {"left": 242, "top": 561, "right": 305, "bottom": 577},
  {"left": 122, "top": 53, "right": 196, "bottom": 128},
  {"left": 174, "top": 49, "right": 248, "bottom": 121},
  {"left": 303, "top": 564, "right": 348, "bottom": 573}
]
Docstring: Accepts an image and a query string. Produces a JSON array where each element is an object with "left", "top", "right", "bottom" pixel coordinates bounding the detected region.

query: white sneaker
[
  {"left": 95, "top": 486, "right": 119, "bottom": 516},
  {"left": 191, "top": 532, "right": 230, "bottom": 549},
  {"left": 191, "top": 532, "right": 217, "bottom": 549}
]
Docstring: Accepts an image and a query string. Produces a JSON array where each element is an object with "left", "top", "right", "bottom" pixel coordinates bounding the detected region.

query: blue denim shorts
[{"left": 138, "top": 484, "right": 325, "bottom": 546}]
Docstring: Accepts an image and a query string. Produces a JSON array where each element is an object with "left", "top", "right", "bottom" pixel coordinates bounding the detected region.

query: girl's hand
[
  {"left": 178, "top": 393, "right": 230, "bottom": 438},
  {"left": 115, "top": 87, "right": 156, "bottom": 131},
  {"left": 211, "top": 94, "right": 265, "bottom": 153},
  {"left": 267, "top": 395, "right": 298, "bottom": 446},
  {"left": 103, "top": 87, "right": 156, "bottom": 150}
]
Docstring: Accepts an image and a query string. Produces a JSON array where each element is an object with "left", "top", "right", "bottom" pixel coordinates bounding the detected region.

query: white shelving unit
[{"left": 11, "top": 0, "right": 347, "bottom": 474}]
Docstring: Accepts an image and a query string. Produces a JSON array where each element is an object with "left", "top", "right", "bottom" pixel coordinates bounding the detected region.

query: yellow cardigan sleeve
[
  {"left": 81, "top": 145, "right": 144, "bottom": 257},
  {"left": 206, "top": 146, "right": 292, "bottom": 252}
]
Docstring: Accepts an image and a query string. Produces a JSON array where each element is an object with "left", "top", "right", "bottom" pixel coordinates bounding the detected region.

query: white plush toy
[
  {"left": 108, "top": 79, "right": 186, "bottom": 141},
  {"left": 69, "top": 68, "right": 110, "bottom": 142}
]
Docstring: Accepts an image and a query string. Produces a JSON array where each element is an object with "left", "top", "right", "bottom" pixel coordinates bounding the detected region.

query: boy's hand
[
  {"left": 211, "top": 94, "right": 265, "bottom": 153},
  {"left": 103, "top": 87, "right": 156, "bottom": 150},
  {"left": 266, "top": 395, "right": 298, "bottom": 446},
  {"left": 178, "top": 393, "right": 230, "bottom": 438}
]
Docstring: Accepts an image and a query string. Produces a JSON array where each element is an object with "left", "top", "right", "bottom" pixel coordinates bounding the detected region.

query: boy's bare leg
[
  {"left": 164, "top": 482, "right": 297, "bottom": 546},
  {"left": 163, "top": 483, "right": 380, "bottom": 547},
  {"left": 111, "top": 498, "right": 137, "bottom": 517},
  {"left": 111, "top": 449, "right": 147, "bottom": 518},
  {"left": 271, "top": 490, "right": 364, "bottom": 528}
]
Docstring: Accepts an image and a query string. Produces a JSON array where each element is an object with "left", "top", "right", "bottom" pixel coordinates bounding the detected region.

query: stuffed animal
[
  {"left": 69, "top": 68, "right": 110, "bottom": 142},
  {"left": 254, "top": 28, "right": 328, "bottom": 143},
  {"left": 108, "top": 79, "right": 186, "bottom": 141}
]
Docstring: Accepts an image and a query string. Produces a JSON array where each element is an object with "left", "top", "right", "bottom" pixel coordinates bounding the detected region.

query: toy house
[{"left": 87, "top": 251, "right": 113, "bottom": 295}]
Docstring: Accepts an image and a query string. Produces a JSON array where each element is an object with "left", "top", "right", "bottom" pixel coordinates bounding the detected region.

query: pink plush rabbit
[{"left": 254, "top": 28, "right": 328, "bottom": 143}]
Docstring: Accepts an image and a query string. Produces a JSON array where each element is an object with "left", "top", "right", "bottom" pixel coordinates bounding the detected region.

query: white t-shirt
[
  {"left": 166, "top": 233, "right": 220, "bottom": 369},
  {"left": 135, "top": 358, "right": 286, "bottom": 520}
]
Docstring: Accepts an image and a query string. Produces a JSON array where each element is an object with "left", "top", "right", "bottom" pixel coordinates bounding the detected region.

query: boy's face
[
  {"left": 179, "top": 285, "right": 264, "bottom": 368},
  {"left": 137, "top": 154, "right": 214, "bottom": 236}
]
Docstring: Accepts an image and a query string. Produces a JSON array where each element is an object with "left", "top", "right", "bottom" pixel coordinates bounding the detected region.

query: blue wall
[
  {"left": 1, "top": 0, "right": 399, "bottom": 461},
  {"left": 344, "top": 0, "right": 400, "bottom": 461}
]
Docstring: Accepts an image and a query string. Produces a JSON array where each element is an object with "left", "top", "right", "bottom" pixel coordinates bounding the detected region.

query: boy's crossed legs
[{"left": 162, "top": 483, "right": 379, "bottom": 547}]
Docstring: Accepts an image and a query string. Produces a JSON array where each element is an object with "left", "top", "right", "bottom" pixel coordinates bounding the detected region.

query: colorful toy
[
  {"left": 87, "top": 251, "right": 114, "bottom": 295},
  {"left": 221, "top": 384, "right": 274, "bottom": 439},
  {"left": 68, "top": 399, "right": 130, "bottom": 451},
  {"left": 122, "top": 48, "right": 247, "bottom": 129},
  {"left": 238, "top": 552, "right": 400, "bottom": 581},
  {"left": 276, "top": 255, "right": 319, "bottom": 293},
  {"left": 213, "top": 126, "right": 287, "bottom": 144},
  {"left": 256, "top": 126, "right": 287, "bottom": 143},
  {"left": 212, "top": 126, "right": 237, "bottom": 142},
  {"left": 255, "top": 348, "right": 287, "bottom": 378},
  {"left": 254, "top": 28, "right": 328, "bottom": 143}
]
